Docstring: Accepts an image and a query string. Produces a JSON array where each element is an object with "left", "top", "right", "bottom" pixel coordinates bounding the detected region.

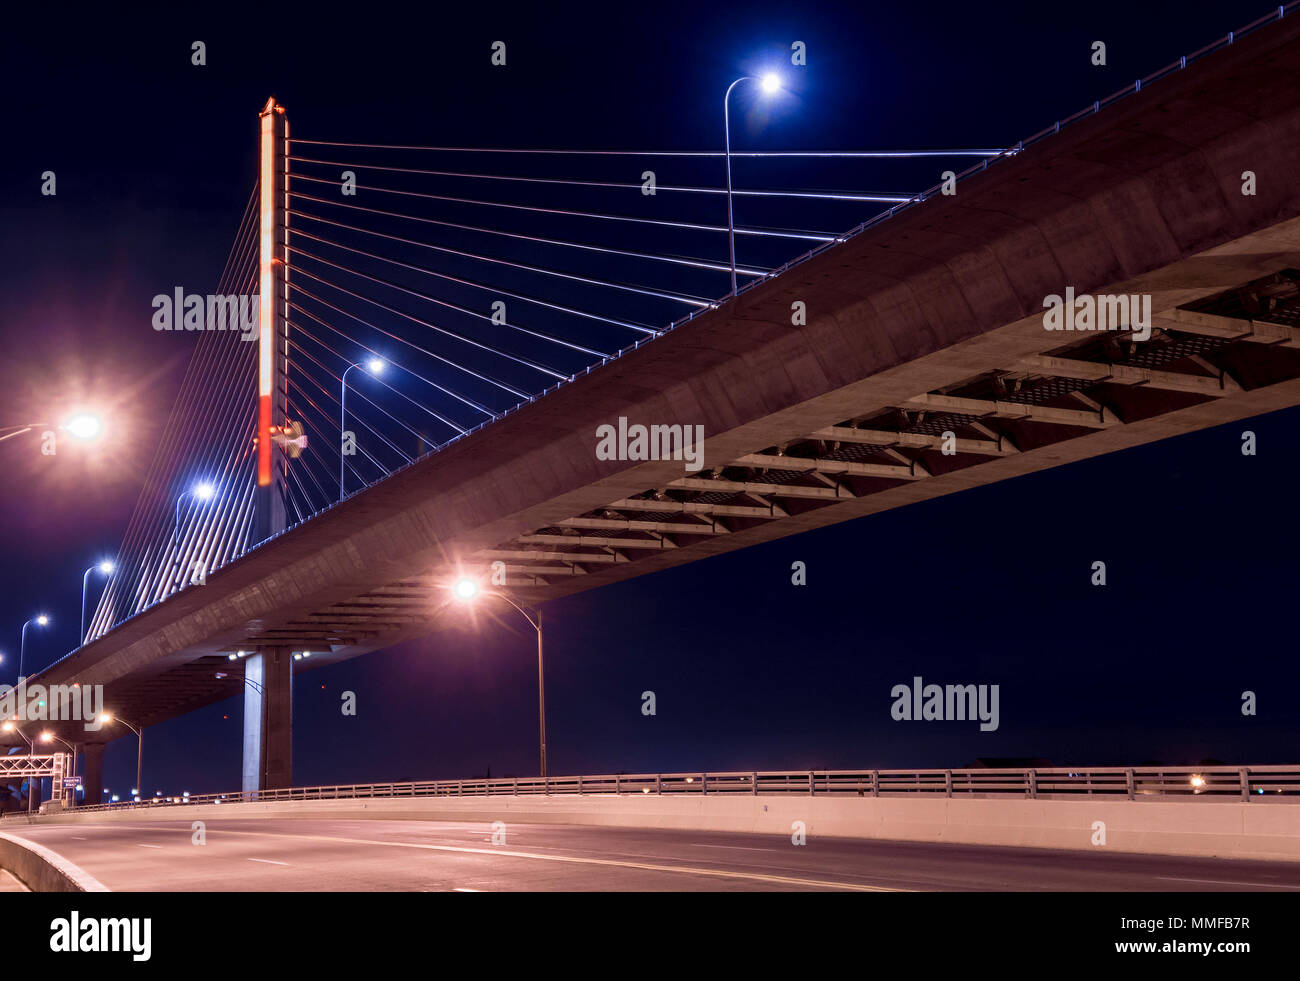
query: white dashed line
[{"left": 247, "top": 858, "right": 291, "bottom": 866}]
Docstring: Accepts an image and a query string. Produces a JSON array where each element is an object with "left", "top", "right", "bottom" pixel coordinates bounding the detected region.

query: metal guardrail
[{"left": 21, "top": 765, "right": 1298, "bottom": 816}]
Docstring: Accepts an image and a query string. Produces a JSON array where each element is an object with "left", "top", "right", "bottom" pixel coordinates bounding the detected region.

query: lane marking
[
  {"left": 453, "top": 887, "right": 482, "bottom": 892},
  {"left": 108, "top": 825, "right": 907, "bottom": 891},
  {"left": 688, "top": 843, "right": 772, "bottom": 852},
  {"left": 1157, "top": 876, "right": 1300, "bottom": 890},
  {"left": 248, "top": 858, "right": 291, "bottom": 866},
  {"left": 70, "top": 836, "right": 88, "bottom": 841},
  {"left": 137, "top": 844, "right": 163, "bottom": 849}
]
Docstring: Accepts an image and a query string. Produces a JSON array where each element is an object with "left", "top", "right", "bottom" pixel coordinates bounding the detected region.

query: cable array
[{"left": 84, "top": 139, "right": 998, "bottom": 642}]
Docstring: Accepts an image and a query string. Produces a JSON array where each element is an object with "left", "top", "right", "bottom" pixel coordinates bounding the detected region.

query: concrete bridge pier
[{"left": 242, "top": 647, "right": 293, "bottom": 795}]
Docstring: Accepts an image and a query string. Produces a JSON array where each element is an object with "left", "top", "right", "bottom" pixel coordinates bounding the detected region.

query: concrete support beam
[
  {"left": 242, "top": 647, "right": 293, "bottom": 794},
  {"left": 1161, "top": 309, "right": 1300, "bottom": 347},
  {"left": 1016, "top": 354, "right": 1242, "bottom": 395},
  {"left": 905, "top": 393, "right": 1118, "bottom": 428},
  {"left": 556, "top": 516, "right": 726, "bottom": 535},
  {"left": 812, "top": 426, "right": 1013, "bottom": 456},
  {"left": 734, "top": 452, "right": 925, "bottom": 480}
]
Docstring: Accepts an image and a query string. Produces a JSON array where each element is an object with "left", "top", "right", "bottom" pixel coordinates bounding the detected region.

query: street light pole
[
  {"left": 490, "top": 593, "right": 546, "bottom": 779},
  {"left": 19, "top": 615, "right": 49, "bottom": 677},
  {"left": 452, "top": 581, "right": 547, "bottom": 778},
  {"left": 340, "top": 359, "right": 384, "bottom": 500},
  {"left": 81, "top": 562, "right": 114, "bottom": 644},
  {"left": 3, "top": 721, "right": 36, "bottom": 813},
  {"left": 103, "top": 715, "right": 143, "bottom": 801},
  {"left": 723, "top": 73, "right": 782, "bottom": 296}
]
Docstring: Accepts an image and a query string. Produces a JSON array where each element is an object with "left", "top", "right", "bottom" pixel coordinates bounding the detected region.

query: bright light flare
[
  {"left": 760, "top": 73, "right": 782, "bottom": 95},
  {"left": 367, "top": 358, "right": 385, "bottom": 374},
  {"left": 63, "top": 413, "right": 102, "bottom": 440},
  {"left": 453, "top": 578, "right": 480, "bottom": 601},
  {"left": 36, "top": 615, "right": 49, "bottom": 627},
  {"left": 195, "top": 482, "right": 214, "bottom": 501},
  {"left": 97, "top": 560, "right": 115, "bottom": 575}
]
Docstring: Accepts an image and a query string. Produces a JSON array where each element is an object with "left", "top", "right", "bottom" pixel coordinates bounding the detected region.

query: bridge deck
[{"left": 13, "top": 11, "right": 1300, "bottom": 741}]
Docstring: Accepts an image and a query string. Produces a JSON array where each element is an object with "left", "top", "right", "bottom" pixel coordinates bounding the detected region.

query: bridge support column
[
  {"left": 242, "top": 647, "right": 293, "bottom": 795},
  {"left": 255, "top": 96, "right": 289, "bottom": 545},
  {"left": 82, "top": 744, "right": 104, "bottom": 806}
]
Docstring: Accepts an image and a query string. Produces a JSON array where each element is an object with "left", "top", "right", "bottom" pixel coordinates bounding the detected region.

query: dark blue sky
[{"left": 1, "top": 0, "right": 1293, "bottom": 798}]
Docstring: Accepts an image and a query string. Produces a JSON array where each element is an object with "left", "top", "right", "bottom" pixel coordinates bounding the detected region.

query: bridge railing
[{"left": 21, "top": 764, "right": 1299, "bottom": 817}]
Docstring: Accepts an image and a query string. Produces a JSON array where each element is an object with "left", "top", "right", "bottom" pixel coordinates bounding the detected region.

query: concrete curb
[{"left": 0, "top": 831, "right": 110, "bottom": 892}]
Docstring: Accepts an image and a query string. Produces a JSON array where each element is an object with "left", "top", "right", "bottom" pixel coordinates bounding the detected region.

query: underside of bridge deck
[{"left": 11, "top": 9, "right": 1300, "bottom": 747}]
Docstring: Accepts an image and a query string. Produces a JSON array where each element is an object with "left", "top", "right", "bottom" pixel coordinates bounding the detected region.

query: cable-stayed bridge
[{"left": 9, "top": 6, "right": 1300, "bottom": 799}]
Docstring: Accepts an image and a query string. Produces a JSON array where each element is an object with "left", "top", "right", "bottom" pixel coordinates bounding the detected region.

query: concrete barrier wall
[
  {"left": 10, "top": 793, "right": 1300, "bottom": 864},
  {"left": 0, "top": 831, "right": 108, "bottom": 892}
]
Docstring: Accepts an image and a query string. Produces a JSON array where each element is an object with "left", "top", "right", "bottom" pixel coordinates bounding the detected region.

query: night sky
[{"left": 1, "top": 0, "right": 1294, "bottom": 800}]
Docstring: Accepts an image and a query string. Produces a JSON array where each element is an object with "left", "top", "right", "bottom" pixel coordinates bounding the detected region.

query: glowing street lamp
[
  {"left": 63, "top": 414, "right": 102, "bottom": 440},
  {"left": 452, "top": 577, "right": 548, "bottom": 778},
  {"left": 19, "top": 614, "right": 50, "bottom": 677},
  {"left": 0, "top": 413, "right": 104, "bottom": 447},
  {"left": 81, "top": 560, "right": 115, "bottom": 644},
  {"left": 723, "top": 72, "right": 783, "bottom": 295},
  {"left": 40, "top": 732, "right": 78, "bottom": 806},
  {"left": 340, "top": 358, "right": 386, "bottom": 500},
  {"left": 174, "top": 482, "right": 216, "bottom": 540}
]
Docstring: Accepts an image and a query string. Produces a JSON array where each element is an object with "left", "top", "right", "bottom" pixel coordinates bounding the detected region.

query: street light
[
  {"left": 81, "top": 560, "right": 115, "bottom": 644},
  {"left": 452, "top": 578, "right": 548, "bottom": 778},
  {"left": 174, "top": 482, "right": 215, "bottom": 540},
  {"left": 99, "top": 713, "right": 143, "bottom": 804},
  {"left": 723, "top": 72, "right": 783, "bottom": 295},
  {"left": 0, "top": 413, "right": 104, "bottom": 447},
  {"left": 19, "top": 614, "right": 50, "bottom": 677},
  {"left": 3, "top": 720, "right": 37, "bottom": 813},
  {"left": 340, "top": 358, "right": 386, "bottom": 500},
  {"left": 64, "top": 414, "right": 102, "bottom": 440}
]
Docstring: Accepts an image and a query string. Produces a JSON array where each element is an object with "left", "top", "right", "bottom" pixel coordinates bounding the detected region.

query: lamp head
[
  {"left": 64, "top": 413, "right": 102, "bottom": 440},
  {"left": 760, "top": 73, "right": 782, "bottom": 95},
  {"left": 453, "top": 578, "right": 479, "bottom": 601}
]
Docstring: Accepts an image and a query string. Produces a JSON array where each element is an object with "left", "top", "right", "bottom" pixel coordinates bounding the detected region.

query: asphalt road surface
[{"left": 5, "top": 819, "right": 1300, "bottom": 891}]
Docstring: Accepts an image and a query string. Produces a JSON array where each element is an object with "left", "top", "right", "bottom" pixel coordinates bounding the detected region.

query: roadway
[{"left": 5, "top": 819, "right": 1300, "bottom": 891}]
